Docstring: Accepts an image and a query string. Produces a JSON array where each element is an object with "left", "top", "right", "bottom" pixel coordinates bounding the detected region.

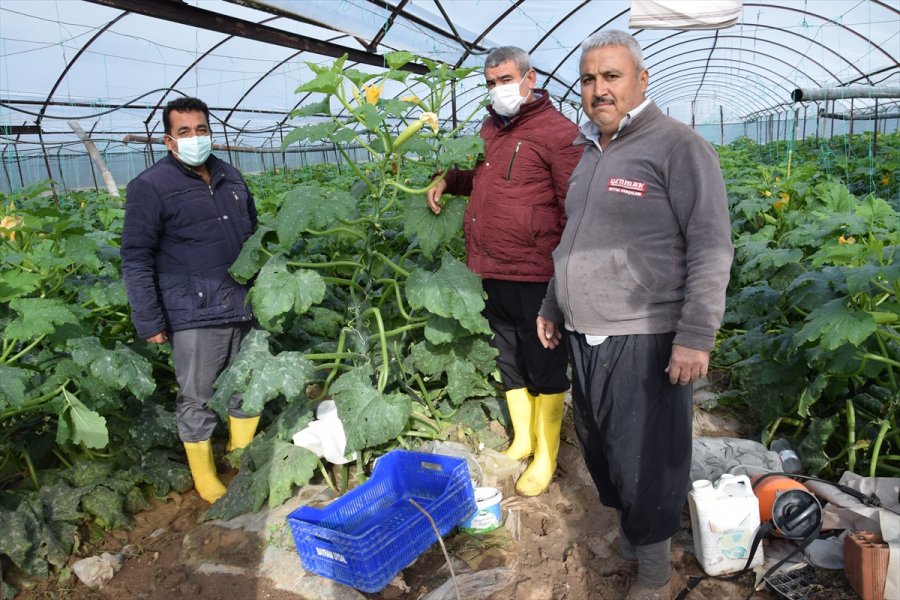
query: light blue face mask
[{"left": 172, "top": 135, "right": 212, "bottom": 166}]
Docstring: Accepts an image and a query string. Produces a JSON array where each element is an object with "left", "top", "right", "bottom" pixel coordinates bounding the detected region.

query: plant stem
[
  {"left": 0, "top": 383, "right": 68, "bottom": 423},
  {"left": 870, "top": 419, "right": 891, "bottom": 477},
  {"left": 285, "top": 260, "right": 364, "bottom": 271},
  {"left": 22, "top": 448, "right": 39, "bottom": 490},
  {"left": 873, "top": 333, "right": 897, "bottom": 389},
  {"left": 360, "top": 307, "right": 389, "bottom": 392},
  {"left": 4, "top": 334, "right": 48, "bottom": 364},
  {"left": 372, "top": 251, "right": 410, "bottom": 278},
  {"left": 317, "top": 459, "right": 337, "bottom": 494},
  {"left": 322, "top": 276, "right": 366, "bottom": 294},
  {"left": 846, "top": 399, "right": 857, "bottom": 473},
  {"left": 304, "top": 226, "right": 365, "bottom": 240}
]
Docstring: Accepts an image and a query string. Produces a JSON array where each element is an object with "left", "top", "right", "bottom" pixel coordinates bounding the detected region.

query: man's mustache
[{"left": 591, "top": 97, "right": 614, "bottom": 107}]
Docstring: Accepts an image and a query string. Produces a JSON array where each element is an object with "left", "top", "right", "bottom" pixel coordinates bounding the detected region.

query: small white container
[
  {"left": 688, "top": 474, "right": 764, "bottom": 576},
  {"left": 459, "top": 487, "right": 502, "bottom": 533}
]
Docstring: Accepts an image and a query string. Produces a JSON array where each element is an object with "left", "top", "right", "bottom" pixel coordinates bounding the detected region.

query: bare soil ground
[{"left": 14, "top": 405, "right": 777, "bottom": 600}]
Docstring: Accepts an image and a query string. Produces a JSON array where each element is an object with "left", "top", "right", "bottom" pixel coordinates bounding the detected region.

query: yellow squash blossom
[
  {"left": 364, "top": 83, "right": 383, "bottom": 105},
  {"left": 762, "top": 190, "right": 772, "bottom": 198},
  {"left": 0, "top": 214, "right": 23, "bottom": 241},
  {"left": 419, "top": 112, "right": 439, "bottom": 133},
  {"left": 400, "top": 95, "right": 421, "bottom": 105},
  {"left": 393, "top": 112, "right": 439, "bottom": 150},
  {"left": 838, "top": 235, "right": 856, "bottom": 245},
  {"left": 881, "top": 175, "right": 891, "bottom": 186},
  {"left": 773, "top": 191, "right": 790, "bottom": 211}
]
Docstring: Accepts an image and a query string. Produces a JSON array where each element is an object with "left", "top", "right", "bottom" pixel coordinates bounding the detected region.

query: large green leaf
[
  {"left": 855, "top": 194, "right": 897, "bottom": 223},
  {"left": 0, "top": 270, "right": 42, "bottom": 301},
  {"left": 265, "top": 440, "right": 319, "bottom": 507},
  {"left": 274, "top": 185, "right": 356, "bottom": 245},
  {"left": 68, "top": 337, "right": 155, "bottom": 399},
  {"left": 331, "top": 366, "right": 411, "bottom": 452},
  {"left": 248, "top": 254, "right": 326, "bottom": 332},
  {"left": 60, "top": 234, "right": 101, "bottom": 270},
  {"left": 134, "top": 451, "right": 193, "bottom": 496},
  {"left": 409, "top": 337, "right": 498, "bottom": 404},
  {"left": 302, "top": 306, "right": 345, "bottom": 338},
  {"left": 229, "top": 225, "right": 274, "bottom": 283},
  {"left": 423, "top": 314, "right": 469, "bottom": 344},
  {"left": 783, "top": 266, "right": 847, "bottom": 313},
  {"left": 4, "top": 297, "right": 80, "bottom": 341},
  {"left": 406, "top": 253, "right": 490, "bottom": 334},
  {"left": 203, "top": 437, "right": 317, "bottom": 520},
  {"left": 85, "top": 280, "right": 128, "bottom": 308},
  {"left": 798, "top": 415, "right": 838, "bottom": 475},
  {"left": 402, "top": 194, "right": 465, "bottom": 258},
  {"left": 80, "top": 485, "right": 130, "bottom": 530},
  {"left": 290, "top": 97, "right": 331, "bottom": 118},
  {"left": 0, "top": 364, "right": 29, "bottom": 408},
  {"left": 439, "top": 135, "right": 484, "bottom": 167},
  {"left": 795, "top": 298, "right": 877, "bottom": 351},
  {"left": 796, "top": 373, "right": 828, "bottom": 418},
  {"left": 295, "top": 60, "right": 343, "bottom": 94},
  {"left": 845, "top": 262, "right": 900, "bottom": 296},
  {"left": 0, "top": 489, "right": 79, "bottom": 577},
  {"left": 130, "top": 402, "right": 180, "bottom": 453},
  {"left": 385, "top": 51, "right": 416, "bottom": 70},
  {"left": 57, "top": 389, "right": 109, "bottom": 449},
  {"left": 210, "top": 328, "right": 316, "bottom": 417},
  {"left": 282, "top": 120, "right": 338, "bottom": 147}
]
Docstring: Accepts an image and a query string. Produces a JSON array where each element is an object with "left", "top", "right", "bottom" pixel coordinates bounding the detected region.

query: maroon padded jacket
[{"left": 443, "top": 91, "right": 582, "bottom": 282}]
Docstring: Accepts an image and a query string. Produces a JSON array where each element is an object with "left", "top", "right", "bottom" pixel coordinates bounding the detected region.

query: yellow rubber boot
[
  {"left": 503, "top": 388, "right": 537, "bottom": 461},
  {"left": 226, "top": 415, "right": 261, "bottom": 452},
  {"left": 515, "top": 392, "right": 565, "bottom": 496},
  {"left": 184, "top": 440, "right": 226, "bottom": 503}
]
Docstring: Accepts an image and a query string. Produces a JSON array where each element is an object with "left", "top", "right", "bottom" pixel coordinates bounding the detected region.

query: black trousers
[
  {"left": 567, "top": 331, "right": 691, "bottom": 546},
  {"left": 482, "top": 279, "right": 569, "bottom": 395}
]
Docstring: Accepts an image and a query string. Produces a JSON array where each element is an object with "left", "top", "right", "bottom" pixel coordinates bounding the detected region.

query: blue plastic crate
[{"left": 286, "top": 450, "right": 476, "bottom": 593}]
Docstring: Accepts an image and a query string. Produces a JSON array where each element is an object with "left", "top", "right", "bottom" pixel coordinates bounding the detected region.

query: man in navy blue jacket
[{"left": 121, "top": 97, "right": 258, "bottom": 503}]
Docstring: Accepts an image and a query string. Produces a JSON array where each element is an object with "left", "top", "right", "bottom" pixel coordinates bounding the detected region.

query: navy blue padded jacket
[{"left": 121, "top": 153, "right": 256, "bottom": 339}]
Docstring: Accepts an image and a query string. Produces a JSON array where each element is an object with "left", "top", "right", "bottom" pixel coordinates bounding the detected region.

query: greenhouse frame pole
[
  {"left": 13, "top": 126, "right": 25, "bottom": 189},
  {"left": 873, "top": 100, "right": 879, "bottom": 159},
  {"left": 1, "top": 146, "right": 12, "bottom": 193},
  {"left": 719, "top": 106, "right": 724, "bottom": 146},
  {"left": 85, "top": 0, "right": 428, "bottom": 74},
  {"left": 36, "top": 127, "right": 58, "bottom": 209}
]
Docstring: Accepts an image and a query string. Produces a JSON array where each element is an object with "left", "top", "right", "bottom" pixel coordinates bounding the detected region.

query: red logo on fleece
[{"left": 607, "top": 177, "right": 647, "bottom": 197}]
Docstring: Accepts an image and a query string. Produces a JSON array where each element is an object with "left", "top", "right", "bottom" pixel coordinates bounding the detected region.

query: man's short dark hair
[
  {"left": 163, "top": 97, "right": 211, "bottom": 136},
  {"left": 484, "top": 47, "right": 531, "bottom": 78}
]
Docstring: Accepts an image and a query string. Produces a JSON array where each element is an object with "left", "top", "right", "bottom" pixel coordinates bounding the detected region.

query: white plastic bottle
[{"left": 688, "top": 474, "right": 765, "bottom": 576}]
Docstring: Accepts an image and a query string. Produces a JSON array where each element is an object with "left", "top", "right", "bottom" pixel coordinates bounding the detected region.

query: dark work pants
[
  {"left": 482, "top": 279, "right": 569, "bottom": 395},
  {"left": 171, "top": 323, "right": 252, "bottom": 442},
  {"left": 567, "top": 331, "right": 691, "bottom": 546}
]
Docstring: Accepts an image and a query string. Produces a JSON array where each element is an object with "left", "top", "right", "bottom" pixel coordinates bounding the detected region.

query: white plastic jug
[{"left": 688, "top": 473, "right": 765, "bottom": 576}]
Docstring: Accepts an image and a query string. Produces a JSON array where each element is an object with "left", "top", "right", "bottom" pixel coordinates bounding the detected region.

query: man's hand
[
  {"left": 146, "top": 331, "right": 168, "bottom": 344},
  {"left": 536, "top": 316, "right": 561, "bottom": 350},
  {"left": 426, "top": 178, "right": 448, "bottom": 214},
  {"left": 665, "top": 344, "right": 708, "bottom": 385}
]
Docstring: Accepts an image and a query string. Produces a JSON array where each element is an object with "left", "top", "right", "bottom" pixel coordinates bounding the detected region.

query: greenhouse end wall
[{"left": 1, "top": 116, "right": 897, "bottom": 194}]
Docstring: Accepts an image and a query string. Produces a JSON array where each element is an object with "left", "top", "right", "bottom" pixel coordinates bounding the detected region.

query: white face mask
[
  {"left": 489, "top": 75, "right": 529, "bottom": 117},
  {"left": 171, "top": 135, "right": 212, "bottom": 167}
]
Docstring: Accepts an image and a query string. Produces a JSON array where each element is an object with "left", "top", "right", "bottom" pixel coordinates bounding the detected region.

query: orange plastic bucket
[{"left": 751, "top": 475, "right": 822, "bottom": 539}]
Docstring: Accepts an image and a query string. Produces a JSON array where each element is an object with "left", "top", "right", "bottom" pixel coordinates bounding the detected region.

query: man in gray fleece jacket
[{"left": 537, "top": 31, "right": 733, "bottom": 600}]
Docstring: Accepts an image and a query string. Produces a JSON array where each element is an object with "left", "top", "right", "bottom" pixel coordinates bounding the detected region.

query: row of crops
[{"left": 0, "top": 54, "right": 897, "bottom": 584}]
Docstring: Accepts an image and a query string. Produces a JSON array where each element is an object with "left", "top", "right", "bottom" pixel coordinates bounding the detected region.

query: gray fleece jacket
[{"left": 540, "top": 101, "right": 733, "bottom": 351}]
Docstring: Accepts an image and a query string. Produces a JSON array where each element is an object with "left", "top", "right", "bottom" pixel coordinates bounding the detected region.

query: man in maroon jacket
[{"left": 427, "top": 46, "right": 582, "bottom": 496}]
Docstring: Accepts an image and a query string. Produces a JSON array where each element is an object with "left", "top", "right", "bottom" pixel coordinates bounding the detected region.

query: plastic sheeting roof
[{"left": 1, "top": 0, "right": 898, "bottom": 154}]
